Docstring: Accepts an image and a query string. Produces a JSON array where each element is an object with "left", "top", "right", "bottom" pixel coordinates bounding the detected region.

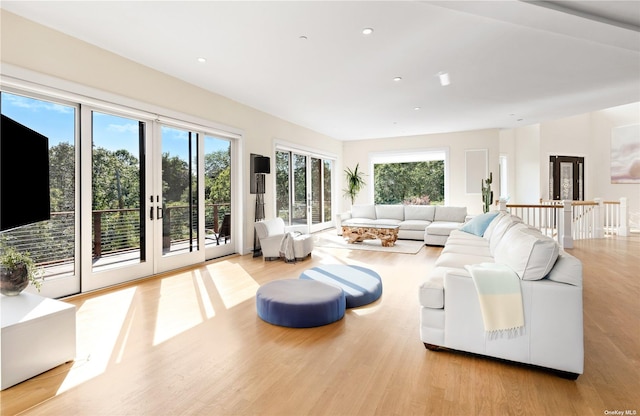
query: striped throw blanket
[{"left": 465, "top": 263, "right": 524, "bottom": 339}]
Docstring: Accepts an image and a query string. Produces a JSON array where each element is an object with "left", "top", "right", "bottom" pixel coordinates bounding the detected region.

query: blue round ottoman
[
  {"left": 299, "top": 265, "right": 382, "bottom": 308},
  {"left": 256, "top": 279, "right": 346, "bottom": 328}
]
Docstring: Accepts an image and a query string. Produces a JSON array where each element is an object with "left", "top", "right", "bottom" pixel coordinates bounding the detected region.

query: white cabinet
[{"left": 1, "top": 292, "right": 76, "bottom": 390}]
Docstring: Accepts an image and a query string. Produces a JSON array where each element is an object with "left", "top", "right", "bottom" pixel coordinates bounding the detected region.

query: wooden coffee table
[{"left": 341, "top": 225, "right": 400, "bottom": 247}]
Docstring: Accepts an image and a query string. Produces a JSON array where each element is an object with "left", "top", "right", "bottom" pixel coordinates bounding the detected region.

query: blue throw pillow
[{"left": 460, "top": 211, "right": 500, "bottom": 236}]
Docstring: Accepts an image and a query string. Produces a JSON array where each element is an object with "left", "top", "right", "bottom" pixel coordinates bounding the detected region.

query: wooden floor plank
[{"left": 1, "top": 234, "right": 638, "bottom": 416}]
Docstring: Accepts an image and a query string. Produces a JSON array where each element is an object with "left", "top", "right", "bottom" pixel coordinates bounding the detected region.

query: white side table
[{"left": 1, "top": 292, "right": 76, "bottom": 390}]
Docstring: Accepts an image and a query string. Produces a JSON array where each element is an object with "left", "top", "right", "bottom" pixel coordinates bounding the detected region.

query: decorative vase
[{"left": 0, "top": 263, "right": 29, "bottom": 296}]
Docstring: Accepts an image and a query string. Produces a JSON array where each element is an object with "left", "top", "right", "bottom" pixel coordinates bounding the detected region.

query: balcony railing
[
  {"left": 0, "top": 203, "right": 230, "bottom": 275},
  {"left": 500, "top": 197, "right": 630, "bottom": 248}
]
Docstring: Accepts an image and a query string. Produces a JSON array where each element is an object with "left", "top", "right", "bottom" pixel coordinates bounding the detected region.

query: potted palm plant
[
  {"left": 0, "top": 247, "right": 42, "bottom": 296},
  {"left": 343, "top": 163, "right": 366, "bottom": 205}
]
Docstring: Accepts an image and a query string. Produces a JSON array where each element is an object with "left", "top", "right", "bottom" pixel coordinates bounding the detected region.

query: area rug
[{"left": 313, "top": 230, "right": 424, "bottom": 254}]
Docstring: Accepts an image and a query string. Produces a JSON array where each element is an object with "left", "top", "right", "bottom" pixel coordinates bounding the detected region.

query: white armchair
[{"left": 254, "top": 218, "right": 313, "bottom": 261}]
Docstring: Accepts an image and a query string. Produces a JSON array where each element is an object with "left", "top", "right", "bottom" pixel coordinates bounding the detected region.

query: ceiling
[{"left": 2, "top": 1, "right": 639, "bottom": 141}]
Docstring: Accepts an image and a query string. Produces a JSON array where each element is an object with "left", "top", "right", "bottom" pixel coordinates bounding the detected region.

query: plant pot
[{"left": 0, "top": 264, "right": 29, "bottom": 296}]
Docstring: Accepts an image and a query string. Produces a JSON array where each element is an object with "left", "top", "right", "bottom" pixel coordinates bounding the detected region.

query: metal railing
[{"left": 0, "top": 203, "right": 230, "bottom": 272}]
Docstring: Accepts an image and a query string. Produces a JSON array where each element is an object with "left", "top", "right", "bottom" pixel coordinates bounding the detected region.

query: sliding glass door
[
  {"left": 2, "top": 87, "right": 238, "bottom": 296},
  {"left": 276, "top": 149, "right": 334, "bottom": 233},
  {"left": 82, "top": 109, "right": 153, "bottom": 290}
]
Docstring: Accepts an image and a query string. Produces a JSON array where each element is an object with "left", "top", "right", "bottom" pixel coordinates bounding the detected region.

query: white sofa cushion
[
  {"left": 546, "top": 251, "right": 582, "bottom": 287},
  {"left": 375, "top": 204, "right": 405, "bottom": 221},
  {"left": 434, "top": 206, "right": 467, "bottom": 222},
  {"left": 371, "top": 219, "right": 402, "bottom": 226},
  {"left": 494, "top": 224, "right": 560, "bottom": 281},
  {"left": 435, "top": 252, "right": 494, "bottom": 268},
  {"left": 399, "top": 220, "right": 430, "bottom": 231},
  {"left": 404, "top": 205, "right": 435, "bottom": 221},
  {"left": 488, "top": 214, "right": 522, "bottom": 254},
  {"left": 426, "top": 221, "right": 463, "bottom": 236},
  {"left": 483, "top": 211, "right": 507, "bottom": 240},
  {"left": 351, "top": 204, "right": 376, "bottom": 219},
  {"left": 419, "top": 267, "right": 447, "bottom": 309}
]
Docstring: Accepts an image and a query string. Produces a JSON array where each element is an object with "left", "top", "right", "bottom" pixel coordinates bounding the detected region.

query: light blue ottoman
[
  {"left": 299, "top": 265, "right": 382, "bottom": 308},
  {"left": 256, "top": 279, "right": 346, "bottom": 328}
]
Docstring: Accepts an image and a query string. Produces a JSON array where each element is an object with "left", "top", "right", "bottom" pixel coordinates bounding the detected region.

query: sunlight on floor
[
  {"left": 194, "top": 268, "right": 215, "bottom": 319},
  {"left": 57, "top": 287, "right": 136, "bottom": 394},
  {"left": 153, "top": 271, "right": 208, "bottom": 346},
  {"left": 350, "top": 302, "right": 382, "bottom": 316},
  {"left": 206, "top": 262, "right": 259, "bottom": 309}
]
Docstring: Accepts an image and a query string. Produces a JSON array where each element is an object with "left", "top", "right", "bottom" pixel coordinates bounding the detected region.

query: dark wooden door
[{"left": 550, "top": 156, "right": 584, "bottom": 201}]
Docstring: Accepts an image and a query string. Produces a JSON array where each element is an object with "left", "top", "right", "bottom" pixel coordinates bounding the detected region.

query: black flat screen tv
[{"left": 0, "top": 114, "right": 51, "bottom": 231}]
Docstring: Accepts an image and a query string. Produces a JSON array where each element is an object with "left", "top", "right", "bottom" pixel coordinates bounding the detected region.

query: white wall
[
  {"left": 342, "top": 129, "right": 500, "bottom": 216},
  {"left": 498, "top": 129, "right": 517, "bottom": 201},
  {"left": 0, "top": 10, "right": 343, "bottom": 253},
  {"left": 539, "top": 114, "right": 591, "bottom": 199},
  {"left": 590, "top": 103, "right": 640, "bottom": 229},
  {"left": 501, "top": 102, "right": 640, "bottom": 229}
]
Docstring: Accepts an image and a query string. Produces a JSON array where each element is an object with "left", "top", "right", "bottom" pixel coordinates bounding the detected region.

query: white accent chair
[{"left": 254, "top": 218, "right": 313, "bottom": 261}]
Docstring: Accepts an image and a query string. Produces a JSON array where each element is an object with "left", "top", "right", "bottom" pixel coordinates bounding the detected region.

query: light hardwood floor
[{"left": 1, "top": 233, "right": 639, "bottom": 416}]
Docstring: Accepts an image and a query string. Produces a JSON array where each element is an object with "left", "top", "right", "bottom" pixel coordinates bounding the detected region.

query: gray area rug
[{"left": 313, "top": 230, "right": 424, "bottom": 254}]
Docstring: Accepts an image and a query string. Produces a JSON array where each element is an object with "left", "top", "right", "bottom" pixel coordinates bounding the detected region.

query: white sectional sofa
[
  {"left": 419, "top": 211, "right": 584, "bottom": 378},
  {"left": 337, "top": 204, "right": 468, "bottom": 245}
]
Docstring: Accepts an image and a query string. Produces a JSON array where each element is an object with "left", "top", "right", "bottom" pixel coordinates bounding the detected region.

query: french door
[
  {"left": 275, "top": 149, "right": 334, "bottom": 233},
  {"left": 1, "top": 85, "right": 236, "bottom": 297},
  {"left": 83, "top": 110, "right": 235, "bottom": 291}
]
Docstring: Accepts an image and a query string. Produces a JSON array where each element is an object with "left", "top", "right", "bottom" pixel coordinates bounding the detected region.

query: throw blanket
[
  {"left": 465, "top": 263, "right": 524, "bottom": 339},
  {"left": 279, "top": 232, "right": 296, "bottom": 262}
]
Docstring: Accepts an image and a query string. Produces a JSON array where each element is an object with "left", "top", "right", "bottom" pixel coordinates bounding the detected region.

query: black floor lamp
[{"left": 251, "top": 154, "right": 270, "bottom": 257}]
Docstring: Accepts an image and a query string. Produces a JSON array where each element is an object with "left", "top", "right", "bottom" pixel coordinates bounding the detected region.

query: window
[
  {"left": 275, "top": 147, "right": 335, "bottom": 232},
  {"left": 371, "top": 150, "right": 446, "bottom": 205}
]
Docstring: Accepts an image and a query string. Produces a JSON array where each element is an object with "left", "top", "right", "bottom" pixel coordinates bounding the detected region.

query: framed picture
[{"left": 611, "top": 124, "right": 640, "bottom": 184}]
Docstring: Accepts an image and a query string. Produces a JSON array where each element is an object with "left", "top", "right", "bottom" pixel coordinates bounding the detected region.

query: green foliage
[
  {"left": 344, "top": 163, "right": 366, "bottom": 204},
  {"left": 0, "top": 246, "right": 42, "bottom": 291},
  {"left": 275, "top": 151, "right": 291, "bottom": 221},
  {"left": 374, "top": 161, "right": 444, "bottom": 205},
  {"left": 92, "top": 147, "right": 141, "bottom": 210},
  {"left": 162, "top": 153, "right": 190, "bottom": 204},
  {"left": 49, "top": 142, "right": 75, "bottom": 212},
  {"left": 205, "top": 149, "right": 231, "bottom": 204}
]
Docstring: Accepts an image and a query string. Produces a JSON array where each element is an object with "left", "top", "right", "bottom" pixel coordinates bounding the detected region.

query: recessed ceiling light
[
  {"left": 414, "top": 107, "right": 421, "bottom": 111},
  {"left": 197, "top": 57, "right": 207, "bottom": 63},
  {"left": 393, "top": 77, "right": 402, "bottom": 82},
  {"left": 362, "top": 28, "right": 374, "bottom": 35},
  {"left": 437, "top": 71, "right": 450, "bottom": 86},
  {"left": 299, "top": 35, "right": 308, "bottom": 40}
]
